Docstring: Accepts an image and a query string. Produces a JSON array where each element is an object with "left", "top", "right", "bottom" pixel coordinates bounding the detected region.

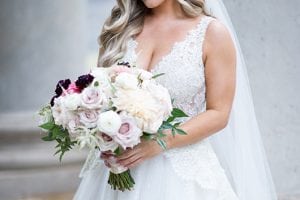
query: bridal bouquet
[{"left": 38, "top": 61, "right": 188, "bottom": 191}]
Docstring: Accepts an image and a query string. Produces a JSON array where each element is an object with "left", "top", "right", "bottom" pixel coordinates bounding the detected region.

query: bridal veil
[{"left": 204, "top": 0, "right": 278, "bottom": 199}]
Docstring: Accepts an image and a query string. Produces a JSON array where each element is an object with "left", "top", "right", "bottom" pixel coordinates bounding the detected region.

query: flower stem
[{"left": 107, "top": 170, "right": 135, "bottom": 191}]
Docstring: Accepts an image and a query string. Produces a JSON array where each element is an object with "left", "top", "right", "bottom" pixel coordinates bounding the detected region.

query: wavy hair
[{"left": 97, "top": 0, "right": 209, "bottom": 68}]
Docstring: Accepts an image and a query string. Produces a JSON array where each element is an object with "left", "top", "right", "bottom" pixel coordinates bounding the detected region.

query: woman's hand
[
  {"left": 100, "top": 139, "right": 163, "bottom": 169},
  {"left": 116, "top": 139, "right": 163, "bottom": 169}
]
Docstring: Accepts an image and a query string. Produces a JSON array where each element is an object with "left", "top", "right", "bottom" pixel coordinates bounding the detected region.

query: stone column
[
  {"left": 0, "top": 0, "right": 88, "bottom": 112},
  {"left": 0, "top": 1, "right": 88, "bottom": 199}
]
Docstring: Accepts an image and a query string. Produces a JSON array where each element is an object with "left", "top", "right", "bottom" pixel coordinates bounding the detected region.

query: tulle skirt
[{"left": 73, "top": 142, "right": 239, "bottom": 200}]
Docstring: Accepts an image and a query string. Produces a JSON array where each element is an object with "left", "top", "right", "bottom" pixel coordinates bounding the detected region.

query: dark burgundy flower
[
  {"left": 50, "top": 95, "right": 58, "bottom": 107},
  {"left": 54, "top": 79, "right": 71, "bottom": 96},
  {"left": 75, "top": 74, "right": 94, "bottom": 91},
  {"left": 50, "top": 79, "right": 71, "bottom": 107}
]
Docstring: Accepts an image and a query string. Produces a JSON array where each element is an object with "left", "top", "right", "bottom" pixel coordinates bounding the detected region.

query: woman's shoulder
[{"left": 204, "top": 15, "right": 233, "bottom": 48}]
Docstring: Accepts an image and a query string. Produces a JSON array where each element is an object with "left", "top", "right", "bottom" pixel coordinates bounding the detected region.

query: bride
[{"left": 74, "top": 0, "right": 277, "bottom": 199}]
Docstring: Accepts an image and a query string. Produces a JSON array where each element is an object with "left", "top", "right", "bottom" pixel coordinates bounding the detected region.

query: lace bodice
[
  {"left": 124, "top": 16, "right": 232, "bottom": 190},
  {"left": 124, "top": 16, "right": 213, "bottom": 117},
  {"left": 80, "top": 16, "right": 236, "bottom": 195}
]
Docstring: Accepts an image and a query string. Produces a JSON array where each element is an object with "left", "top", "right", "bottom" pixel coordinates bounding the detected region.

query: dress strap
[{"left": 198, "top": 16, "right": 216, "bottom": 45}]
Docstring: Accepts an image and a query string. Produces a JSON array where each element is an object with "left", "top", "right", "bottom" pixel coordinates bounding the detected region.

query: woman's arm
[
  {"left": 165, "top": 20, "right": 236, "bottom": 149},
  {"left": 107, "top": 20, "right": 236, "bottom": 168}
]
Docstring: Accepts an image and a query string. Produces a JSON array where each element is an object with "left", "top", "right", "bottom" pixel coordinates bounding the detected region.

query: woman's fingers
[
  {"left": 104, "top": 160, "right": 111, "bottom": 168},
  {"left": 126, "top": 158, "right": 143, "bottom": 169},
  {"left": 116, "top": 147, "right": 138, "bottom": 160},
  {"left": 118, "top": 154, "right": 142, "bottom": 167},
  {"left": 100, "top": 152, "right": 111, "bottom": 160}
]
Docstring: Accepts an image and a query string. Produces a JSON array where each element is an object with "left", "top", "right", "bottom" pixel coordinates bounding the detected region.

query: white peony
[
  {"left": 142, "top": 80, "right": 173, "bottom": 118},
  {"left": 112, "top": 89, "right": 165, "bottom": 133},
  {"left": 97, "top": 111, "right": 122, "bottom": 136},
  {"left": 81, "top": 87, "right": 107, "bottom": 110},
  {"left": 114, "top": 72, "right": 139, "bottom": 90},
  {"left": 78, "top": 110, "right": 99, "bottom": 129},
  {"left": 113, "top": 112, "right": 142, "bottom": 149},
  {"left": 62, "top": 93, "right": 81, "bottom": 111}
]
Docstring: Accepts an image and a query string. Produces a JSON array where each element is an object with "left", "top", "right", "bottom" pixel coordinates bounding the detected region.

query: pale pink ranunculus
[
  {"left": 78, "top": 110, "right": 99, "bottom": 128},
  {"left": 113, "top": 112, "right": 142, "bottom": 149},
  {"left": 81, "top": 87, "right": 107, "bottom": 109}
]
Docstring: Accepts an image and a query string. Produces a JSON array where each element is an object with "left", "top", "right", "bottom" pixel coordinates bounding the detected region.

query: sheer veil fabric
[{"left": 204, "top": 0, "right": 277, "bottom": 199}]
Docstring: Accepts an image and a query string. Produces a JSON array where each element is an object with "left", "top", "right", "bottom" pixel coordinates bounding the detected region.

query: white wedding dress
[{"left": 73, "top": 15, "right": 239, "bottom": 200}]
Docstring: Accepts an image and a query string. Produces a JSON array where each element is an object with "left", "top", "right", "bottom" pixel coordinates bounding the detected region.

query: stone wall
[
  {"left": 223, "top": 0, "right": 300, "bottom": 197},
  {"left": 0, "top": 0, "right": 88, "bottom": 112}
]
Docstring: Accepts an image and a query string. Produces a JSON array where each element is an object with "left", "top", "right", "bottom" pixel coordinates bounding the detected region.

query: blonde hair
[{"left": 97, "top": 0, "right": 209, "bottom": 68}]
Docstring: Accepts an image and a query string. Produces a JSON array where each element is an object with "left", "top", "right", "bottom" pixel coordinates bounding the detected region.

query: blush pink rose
[{"left": 113, "top": 112, "right": 142, "bottom": 149}]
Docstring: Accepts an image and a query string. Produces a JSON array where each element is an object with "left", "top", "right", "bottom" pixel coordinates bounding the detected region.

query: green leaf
[
  {"left": 166, "top": 116, "right": 175, "bottom": 123},
  {"left": 41, "top": 135, "right": 54, "bottom": 141},
  {"left": 171, "top": 98, "right": 175, "bottom": 105},
  {"left": 141, "top": 132, "right": 154, "bottom": 140},
  {"left": 171, "top": 108, "right": 188, "bottom": 118},
  {"left": 52, "top": 126, "right": 62, "bottom": 138},
  {"left": 160, "top": 122, "right": 173, "bottom": 130},
  {"left": 114, "top": 147, "right": 121, "bottom": 156},
  {"left": 94, "top": 81, "right": 99, "bottom": 87},
  {"left": 152, "top": 73, "right": 165, "bottom": 79},
  {"left": 54, "top": 149, "right": 61, "bottom": 155},
  {"left": 173, "top": 122, "right": 180, "bottom": 127},
  {"left": 156, "top": 138, "right": 167, "bottom": 150},
  {"left": 39, "top": 122, "right": 54, "bottom": 130},
  {"left": 175, "top": 128, "right": 187, "bottom": 135},
  {"left": 171, "top": 128, "right": 176, "bottom": 137},
  {"left": 157, "top": 131, "right": 166, "bottom": 138}
]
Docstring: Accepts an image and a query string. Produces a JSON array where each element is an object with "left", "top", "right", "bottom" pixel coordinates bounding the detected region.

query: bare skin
[{"left": 101, "top": 0, "right": 236, "bottom": 169}]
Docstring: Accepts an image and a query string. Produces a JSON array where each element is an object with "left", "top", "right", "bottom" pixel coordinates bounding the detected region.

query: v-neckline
[{"left": 130, "top": 15, "right": 207, "bottom": 72}]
